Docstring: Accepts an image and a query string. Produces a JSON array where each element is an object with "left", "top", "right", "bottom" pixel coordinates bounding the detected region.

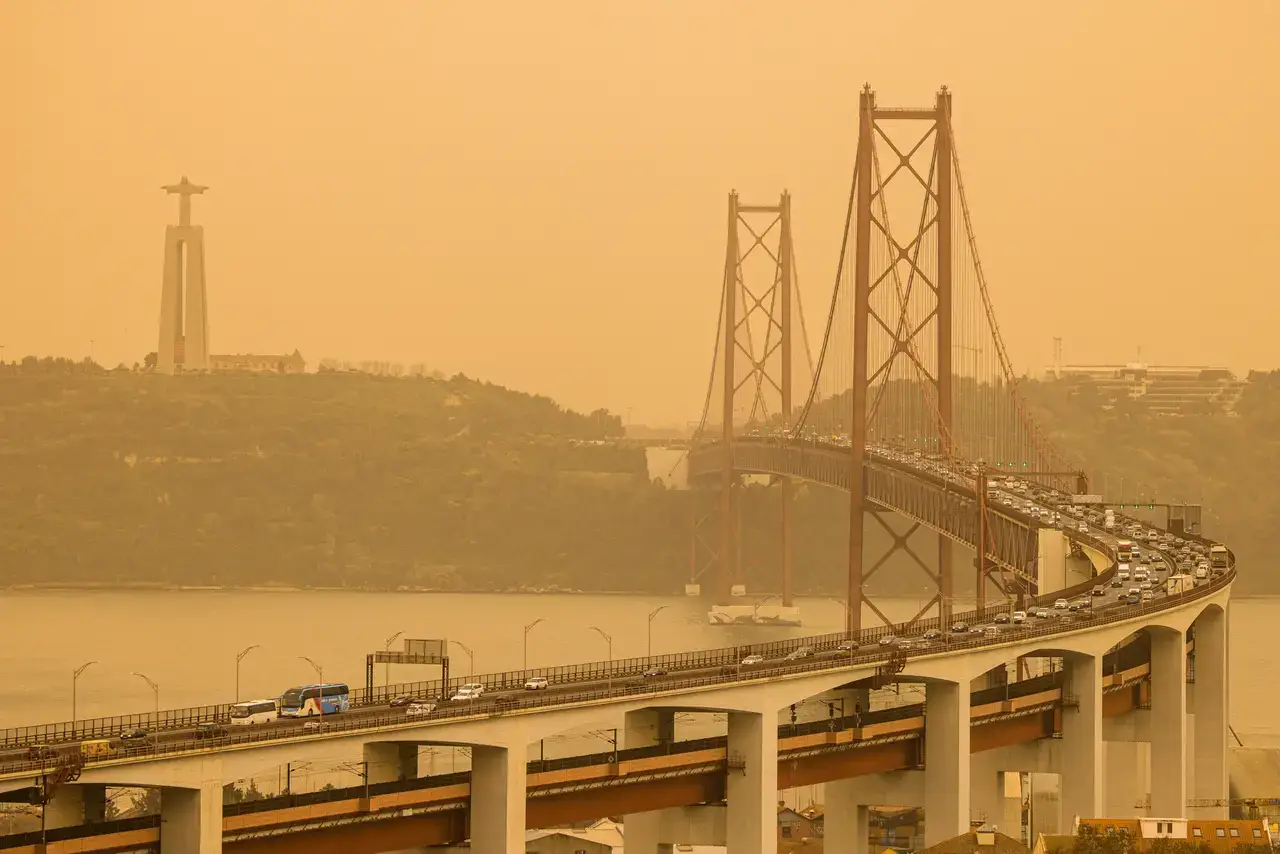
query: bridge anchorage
[{"left": 688, "top": 85, "right": 1080, "bottom": 631}]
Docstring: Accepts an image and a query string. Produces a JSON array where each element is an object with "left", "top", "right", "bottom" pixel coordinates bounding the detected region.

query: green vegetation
[
  {"left": 2, "top": 358, "right": 1273, "bottom": 596},
  {"left": 1024, "top": 374, "right": 1278, "bottom": 594}
]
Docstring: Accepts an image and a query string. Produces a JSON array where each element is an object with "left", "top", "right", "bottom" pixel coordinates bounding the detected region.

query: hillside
[
  {"left": 0, "top": 360, "right": 682, "bottom": 591},
  {"left": 1023, "top": 372, "right": 1279, "bottom": 594}
]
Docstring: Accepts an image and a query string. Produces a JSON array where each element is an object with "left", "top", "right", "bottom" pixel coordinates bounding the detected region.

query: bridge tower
[
  {"left": 691, "top": 191, "right": 811, "bottom": 620},
  {"left": 839, "top": 87, "right": 959, "bottom": 630}
]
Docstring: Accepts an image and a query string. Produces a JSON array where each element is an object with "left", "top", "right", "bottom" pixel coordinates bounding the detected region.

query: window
[
  {"left": 1253, "top": 829, "right": 1263, "bottom": 839},
  {"left": 1193, "top": 828, "right": 1203, "bottom": 838},
  {"left": 1216, "top": 828, "right": 1226, "bottom": 838},
  {"left": 782, "top": 825, "right": 793, "bottom": 839},
  {"left": 1230, "top": 829, "right": 1240, "bottom": 838}
]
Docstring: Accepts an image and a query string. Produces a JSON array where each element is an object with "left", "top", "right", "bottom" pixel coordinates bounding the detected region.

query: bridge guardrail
[{"left": 0, "top": 563, "right": 1232, "bottom": 779}]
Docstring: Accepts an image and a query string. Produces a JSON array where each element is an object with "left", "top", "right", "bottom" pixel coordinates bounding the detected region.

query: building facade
[{"left": 209, "top": 350, "right": 306, "bottom": 374}]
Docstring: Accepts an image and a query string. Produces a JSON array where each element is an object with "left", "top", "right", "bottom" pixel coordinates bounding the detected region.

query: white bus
[{"left": 229, "top": 699, "right": 279, "bottom": 726}]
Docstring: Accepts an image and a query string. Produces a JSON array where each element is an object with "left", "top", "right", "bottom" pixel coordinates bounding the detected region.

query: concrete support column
[
  {"left": 824, "top": 779, "right": 870, "bottom": 854},
  {"left": 44, "top": 783, "right": 107, "bottom": 829},
  {"left": 1192, "top": 607, "right": 1229, "bottom": 818},
  {"left": 1060, "top": 652, "right": 1102, "bottom": 823},
  {"left": 971, "top": 756, "right": 1021, "bottom": 837},
  {"left": 1102, "top": 741, "right": 1149, "bottom": 817},
  {"left": 924, "top": 680, "right": 970, "bottom": 846},
  {"left": 622, "top": 709, "right": 676, "bottom": 854},
  {"left": 470, "top": 745, "right": 526, "bottom": 854},
  {"left": 726, "top": 710, "right": 778, "bottom": 854},
  {"left": 1149, "top": 630, "right": 1187, "bottom": 817},
  {"left": 161, "top": 782, "right": 223, "bottom": 853},
  {"left": 364, "top": 742, "right": 419, "bottom": 784}
]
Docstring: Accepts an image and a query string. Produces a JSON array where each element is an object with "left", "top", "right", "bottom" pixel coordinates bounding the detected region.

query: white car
[
  {"left": 1053, "top": 598, "right": 1069, "bottom": 609},
  {"left": 450, "top": 684, "right": 485, "bottom": 701},
  {"left": 524, "top": 676, "right": 549, "bottom": 691},
  {"left": 1011, "top": 611, "right": 1027, "bottom": 624},
  {"left": 740, "top": 654, "right": 765, "bottom": 666},
  {"left": 405, "top": 702, "right": 436, "bottom": 717}
]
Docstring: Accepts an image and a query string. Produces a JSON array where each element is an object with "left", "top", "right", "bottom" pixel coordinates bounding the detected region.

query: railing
[{"left": 0, "top": 563, "right": 1232, "bottom": 780}]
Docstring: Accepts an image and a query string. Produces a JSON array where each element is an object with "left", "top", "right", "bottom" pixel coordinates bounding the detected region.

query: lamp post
[
  {"left": 450, "top": 641, "right": 474, "bottom": 682},
  {"left": 298, "top": 657, "right": 323, "bottom": 720},
  {"left": 72, "top": 661, "right": 97, "bottom": 729},
  {"left": 646, "top": 606, "right": 669, "bottom": 659},
  {"left": 588, "top": 626, "right": 613, "bottom": 690},
  {"left": 383, "top": 631, "right": 404, "bottom": 695},
  {"left": 130, "top": 672, "right": 159, "bottom": 713},
  {"left": 235, "top": 645, "right": 260, "bottom": 703},
  {"left": 523, "top": 620, "right": 544, "bottom": 672}
]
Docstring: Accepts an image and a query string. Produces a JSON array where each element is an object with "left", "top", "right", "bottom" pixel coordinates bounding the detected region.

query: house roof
[
  {"left": 527, "top": 817, "right": 624, "bottom": 848},
  {"left": 920, "top": 830, "right": 1029, "bottom": 854}
]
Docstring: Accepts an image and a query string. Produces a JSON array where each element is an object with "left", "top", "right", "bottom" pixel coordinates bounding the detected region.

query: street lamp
[
  {"left": 72, "top": 661, "right": 97, "bottom": 728},
  {"left": 383, "top": 631, "right": 404, "bottom": 695},
  {"left": 523, "top": 620, "right": 544, "bottom": 672},
  {"left": 131, "top": 672, "right": 159, "bottom": 713},
  {"left": 646, "top": 606, "right": 669, "bottom": 659},
  {"left": 235, "top": 645, "right": 260, "bottom": 703},
  {"left": 588, "top": 626, "right": 613, "bottom": 690},
  {"left": 451, "top": 641, "right": 474, "bottom": 681},
  {"left": 298, "top": 657, "right": 324, "bottom": 720}
]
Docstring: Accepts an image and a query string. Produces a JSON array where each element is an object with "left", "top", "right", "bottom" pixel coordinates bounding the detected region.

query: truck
[
  {"left": 1209, "top": 544, "right": 1229, "bottom": 570},
  {"left": 1166, "top": 574, "right": 1194, "bottom": 595}
]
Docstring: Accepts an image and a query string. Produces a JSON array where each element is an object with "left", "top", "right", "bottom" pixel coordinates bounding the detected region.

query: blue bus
[{"left": 279, "top": 683, "right": 350, "bottom": 717}]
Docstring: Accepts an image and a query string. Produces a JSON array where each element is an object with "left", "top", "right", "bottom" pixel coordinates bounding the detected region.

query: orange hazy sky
[{"left": 3, "top": 2, "right": 1277, "bottom": 423}]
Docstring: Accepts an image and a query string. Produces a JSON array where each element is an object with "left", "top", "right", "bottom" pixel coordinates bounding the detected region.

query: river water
[{"left": 0, "top": 591, "right": 1272, "bottom": 790}]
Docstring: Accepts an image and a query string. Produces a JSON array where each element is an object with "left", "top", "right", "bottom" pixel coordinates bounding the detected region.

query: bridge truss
[{"left": 691, "top": 86, "right": 1078, "bottom": 631}]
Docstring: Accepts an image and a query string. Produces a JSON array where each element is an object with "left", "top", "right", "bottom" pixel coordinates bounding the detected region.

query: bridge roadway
[{"left": 0, "top": 647, "right": 1163, "bottom": 853}]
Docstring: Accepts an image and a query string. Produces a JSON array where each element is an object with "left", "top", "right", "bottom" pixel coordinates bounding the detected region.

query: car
[
  {"left": 302, "top": 720, "right": 332, "bottom": 731},
  {"left": 1091, "top": 586, "right": 1106, "bottom": 596},
  {"left": 740, "top": 654, "right": 765, "bottom": 666},
  {"left": 969, "top": 626, "right": 985, "bottom": 634},
  {"left": 878, "top": 636, "right": 897, "bottom": 646},
  {"left": 25, "top": 744, "right": 59, "bottom": 761},
  {"left": 1034, "top": 608, "right": 1051, "bottom": 619},
  {"left": 524, "top": 676, "right": 549, "bottom": 690},
  {"left": 405, "top": 702, "right": 436, "bottom": 717},
  {"left": 984, "top": 626, "right": 1000, "bottom": 636},
  {"left": 195, "top": 723, "right": 227, "bottom": 740},
  {"left": 922, "top": 629, "right": 942, "bottom": 640},
  {"left": 119, "top": 728, "right": 148, "bottom": 741},
  {"left": 450, "top": 687, "right": 481, "bottom": 701},
  {"left": 1110, "top": 578, "right": 1124, "bottom": 588},
  {"left": 993, "top": 613, "right": 1010, "bottom": 624},
  {"left": 460, "top": 682, "right": 485, "bottom": 697},
  {"left": 836, "top": 640, "right": 859, "bottom": 652},
  {"left": 389, "top": 695, "right": 414, "bottom": 707},
  {"left": 643, "top": 667, "right": 668, "bottom": 678},
  {"left": 950, "top": 622, "right": 969, "bottom": 633},
  {"left": 1053, "top": 598, "right": 1069, "bottom": 609},
  {"left": 784, "top": 646, "right": 814, "bottom": 661},
  {"left": 1011, "top": 611, "right": 1027, "bottom": 624},
  {"left": 1077, "top": 523, "right": 1089, "bottom": 533}
]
